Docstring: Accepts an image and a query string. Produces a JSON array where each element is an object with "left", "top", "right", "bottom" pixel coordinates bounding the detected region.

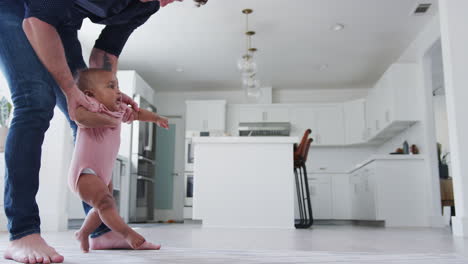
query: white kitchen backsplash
[{"left": 376, "top": 123, "right": 425, "bottom": 155}]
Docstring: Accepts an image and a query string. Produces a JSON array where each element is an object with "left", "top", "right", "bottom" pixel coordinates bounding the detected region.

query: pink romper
[{"left": 68, "top": 97, "right": 133, "bottom": 194}]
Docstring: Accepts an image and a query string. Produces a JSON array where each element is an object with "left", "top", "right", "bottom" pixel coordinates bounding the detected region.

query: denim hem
[
  {"left": 89, "top": 227, "right": 111, "bottom": 239},
  {"left": 10, "top": 228, "right": 41, "bottom": 241}
]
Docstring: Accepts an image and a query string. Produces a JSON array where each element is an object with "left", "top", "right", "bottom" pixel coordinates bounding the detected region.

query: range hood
[{"left": 238, "top": 122, "right": 291, "bottom": 136}]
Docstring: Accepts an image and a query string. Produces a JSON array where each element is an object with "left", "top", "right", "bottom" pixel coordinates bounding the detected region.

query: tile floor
[{"left": 0, "top": 223, "right": 468, "bottom": 263}]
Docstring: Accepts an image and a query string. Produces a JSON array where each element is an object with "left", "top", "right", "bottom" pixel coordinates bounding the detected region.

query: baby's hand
[{"left": 155, "top": 115, "right": 169, "bottom": 129}]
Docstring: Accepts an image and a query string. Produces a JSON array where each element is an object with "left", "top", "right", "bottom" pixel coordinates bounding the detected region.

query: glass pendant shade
[
  {"left": 238, "top": 58, "right": 257, "bottom": 76},
  {"left": 245, "top": 86, "right": 262, "bottom": 99},
  {"left": 242, "top": 77, "right": 260, "bottom": 89}
]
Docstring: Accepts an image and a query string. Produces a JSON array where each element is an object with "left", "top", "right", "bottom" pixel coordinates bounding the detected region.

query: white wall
[{"left": 439, "top": 0, "right": 468, "bottom": 236}]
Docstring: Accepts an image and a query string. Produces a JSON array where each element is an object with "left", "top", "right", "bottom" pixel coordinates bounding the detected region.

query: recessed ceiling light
[
  {"left": 331, "top": 23, "right": 345, "bottom": 31},
  {"left": 176, "top": 67, "right": 184, "bottom": 73}
]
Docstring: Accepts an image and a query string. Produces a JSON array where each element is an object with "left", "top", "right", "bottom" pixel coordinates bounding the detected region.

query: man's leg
[
  {"left": 54, "top": 26, "right": 112, "bottom": 238},
  {"left": 0, "top": 1, "right": 64, "bottom": 263}
]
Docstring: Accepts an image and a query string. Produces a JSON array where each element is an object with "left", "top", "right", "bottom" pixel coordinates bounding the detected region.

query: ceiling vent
[{"left": 413, "top": 3, "right": 432, "bottom": 15}]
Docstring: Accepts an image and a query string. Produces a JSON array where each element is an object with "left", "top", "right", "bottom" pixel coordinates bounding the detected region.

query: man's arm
[
  {"left": 23, "top": 18, "right": 75, "bottom": 94},
  {"left": 22, "top": 16, "right": 98, "bottom": 120},
  {"left": 89, "top": 48, "right": 118, "bottom": 74},
  {"left": 75, "top": 107, "right": 120, "bottom": 128}
]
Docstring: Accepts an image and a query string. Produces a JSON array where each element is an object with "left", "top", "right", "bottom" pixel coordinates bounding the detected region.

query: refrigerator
[{"left": 129, "top": 95, "right": 157, "bottom": 222}]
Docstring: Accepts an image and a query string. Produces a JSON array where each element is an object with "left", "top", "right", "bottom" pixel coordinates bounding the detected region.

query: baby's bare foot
[
  {"left": 136, "top": 241, "right": 162, "bottom": 250},
  {"left": 4, "top": 233, "right": 64, "bottom": 264},
  {"left": 74, "top": 230, "right": 90, "bottom": 253},
  {"left": 90, "top": 231, "right": 161, "bottom": 250},
  {"left": 125, "top": 230, "right": 146, "bottom": 249}
]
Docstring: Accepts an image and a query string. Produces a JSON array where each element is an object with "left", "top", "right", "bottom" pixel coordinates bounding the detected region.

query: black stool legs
[{"left": 294, "top": 164, "right": 313, "bottom": 228}]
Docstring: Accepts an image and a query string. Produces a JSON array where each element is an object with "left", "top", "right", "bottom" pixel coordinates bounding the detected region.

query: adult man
[{"left": 0, "top": 0, "right": 208, "bottom": 263}]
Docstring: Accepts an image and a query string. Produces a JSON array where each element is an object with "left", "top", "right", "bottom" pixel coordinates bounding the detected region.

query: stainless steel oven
[
  {"left": 184, "top": 172, "right": 193, "bottom": 207},
  {"left": 184, "top": 137, "right": 194, "bottom": 172}
]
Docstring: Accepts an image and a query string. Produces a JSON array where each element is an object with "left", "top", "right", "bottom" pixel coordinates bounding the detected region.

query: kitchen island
[{"left": 192, "top": 137, "right": 298, "bottom": 229}]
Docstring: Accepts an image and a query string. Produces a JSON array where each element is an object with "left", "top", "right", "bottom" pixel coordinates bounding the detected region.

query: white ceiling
[{"left": 78, "top": 0, "right": 438, "bottom": 91}]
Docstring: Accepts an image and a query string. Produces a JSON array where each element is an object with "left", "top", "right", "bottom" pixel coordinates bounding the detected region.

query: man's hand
[
  {"left": 121, "top": 93, "right": 139, "bottom": 112},
  {"left": 158, "top": 0, "right": 183, "bottom": 7},
  {"left": 65, "top": 86, "right": 99, "bottom": 121}
]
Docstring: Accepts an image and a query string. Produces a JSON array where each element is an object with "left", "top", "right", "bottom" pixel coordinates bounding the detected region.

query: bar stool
[{"left": 293, "top": 129, "right": 313, "bottom": 228}]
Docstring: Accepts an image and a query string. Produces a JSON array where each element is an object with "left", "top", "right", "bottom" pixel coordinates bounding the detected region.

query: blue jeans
[{"left": 0, "top": 0, "right": 110, "bottom": 240}]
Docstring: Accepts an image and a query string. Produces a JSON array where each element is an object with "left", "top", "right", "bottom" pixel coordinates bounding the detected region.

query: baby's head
[{"left": 77, "top": 69, "right": 122, "bottom": 112}]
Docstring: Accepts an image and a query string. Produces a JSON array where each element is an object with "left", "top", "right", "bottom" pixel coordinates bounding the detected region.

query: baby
[{"left": 69, "top": 69, "right": 168, "bottom": 252}]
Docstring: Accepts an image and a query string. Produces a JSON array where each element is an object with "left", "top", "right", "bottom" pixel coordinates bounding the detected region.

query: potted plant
[
  {"left": 0, "top": 96, "right": 12, "bottom": 152},
  {"left": 437, "top": 143, "right": 450, "bottom": 179}
]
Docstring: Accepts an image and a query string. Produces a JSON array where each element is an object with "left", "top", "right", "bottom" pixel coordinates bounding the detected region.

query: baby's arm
[
  {"left": 75, "top": 106, "right": 120, "bottom": 128},
  {"left": 136, "top": 108, "right": 169, "bottom": 129}
]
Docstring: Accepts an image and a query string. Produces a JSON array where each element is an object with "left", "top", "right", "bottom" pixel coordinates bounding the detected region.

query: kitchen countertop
[
  {"left": 308, "top": 154, "right": 426, "bottom": 175},
  {"left": 192, "top": 136, "right": 298, "bottom": 144},
  {"left": 349, "top": 154, "right": 426, "bottom": 174}
]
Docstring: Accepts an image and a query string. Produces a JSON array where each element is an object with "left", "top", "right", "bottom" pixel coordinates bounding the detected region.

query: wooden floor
[{"left": 1, "top": 223, "right": 468, "bottom": 263}]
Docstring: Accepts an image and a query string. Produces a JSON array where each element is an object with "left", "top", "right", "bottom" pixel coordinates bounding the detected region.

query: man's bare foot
[
  {"left": 90, "top": 231, "right": 161, "bottom": 250},
  {"left": 74, "top": 230, "right": 90, "bottom": 253},
  {"left": 3, "top": 233, "right": 64, "bottom": 264}
]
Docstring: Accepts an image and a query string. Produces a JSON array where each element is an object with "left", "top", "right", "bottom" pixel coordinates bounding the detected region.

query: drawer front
[{"left": 307, "top": 174, "right": 331, "bottom": 184}]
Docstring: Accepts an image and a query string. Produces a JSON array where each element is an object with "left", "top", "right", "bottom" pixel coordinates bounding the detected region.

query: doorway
[
  {"left": 426, "top": 39, "right": 454, "bottom": 225},
  {"left": 154, "top": 117, "right": 185, "bottom": 222}
]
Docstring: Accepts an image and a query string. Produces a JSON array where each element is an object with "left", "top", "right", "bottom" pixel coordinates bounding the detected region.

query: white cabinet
[
  {"left": 383, "top": 63, "right": 420, "bottom": 124},
  {"left": 365, "top": 63, "right": 419, "bottom": 141},
  {"left": 226, "top": 104, "right": 240, "bottom": 136},
  {"left": 350, "top": 166, "right": 378, "bottom": 221},
  {"left": 290, "top": 105, "right": 344, "bottom": 146},
  {"left": 344, "top": 99, "right": 367, "bottom": 144},
  {"left": 185, "top": 100, "right": 226, "bottom": 132},
  {"left": 308, "top": 174, "right": 332, "bottom": 219},
  {"left": 365, "top": 85, "right": 382, "bottom": 138},
  {"left": 315, "top": 106, "right": 345, "bottom": 145},
  {"left": 239, "top": 105, "right": 289, "bottom": 123},
  {"left": 306, "top": 173, "right": 351, "bottom": 220},
  {"left": 349, "top": 158, "right": 428, "bottom": 226},
  {"left": 290, "top": 107, "right": 316, "bottom": 137},
  {"left": 331, "top": 174, "right": 352, "bottom": 220}
]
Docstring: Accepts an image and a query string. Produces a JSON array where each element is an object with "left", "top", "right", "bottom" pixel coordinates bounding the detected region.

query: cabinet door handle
[
  {"left": 385, "top": 110, "right": 390, "bottom": 123},
  {"left": 375, "top": 120, "right": 380, "bottom": 130}
]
